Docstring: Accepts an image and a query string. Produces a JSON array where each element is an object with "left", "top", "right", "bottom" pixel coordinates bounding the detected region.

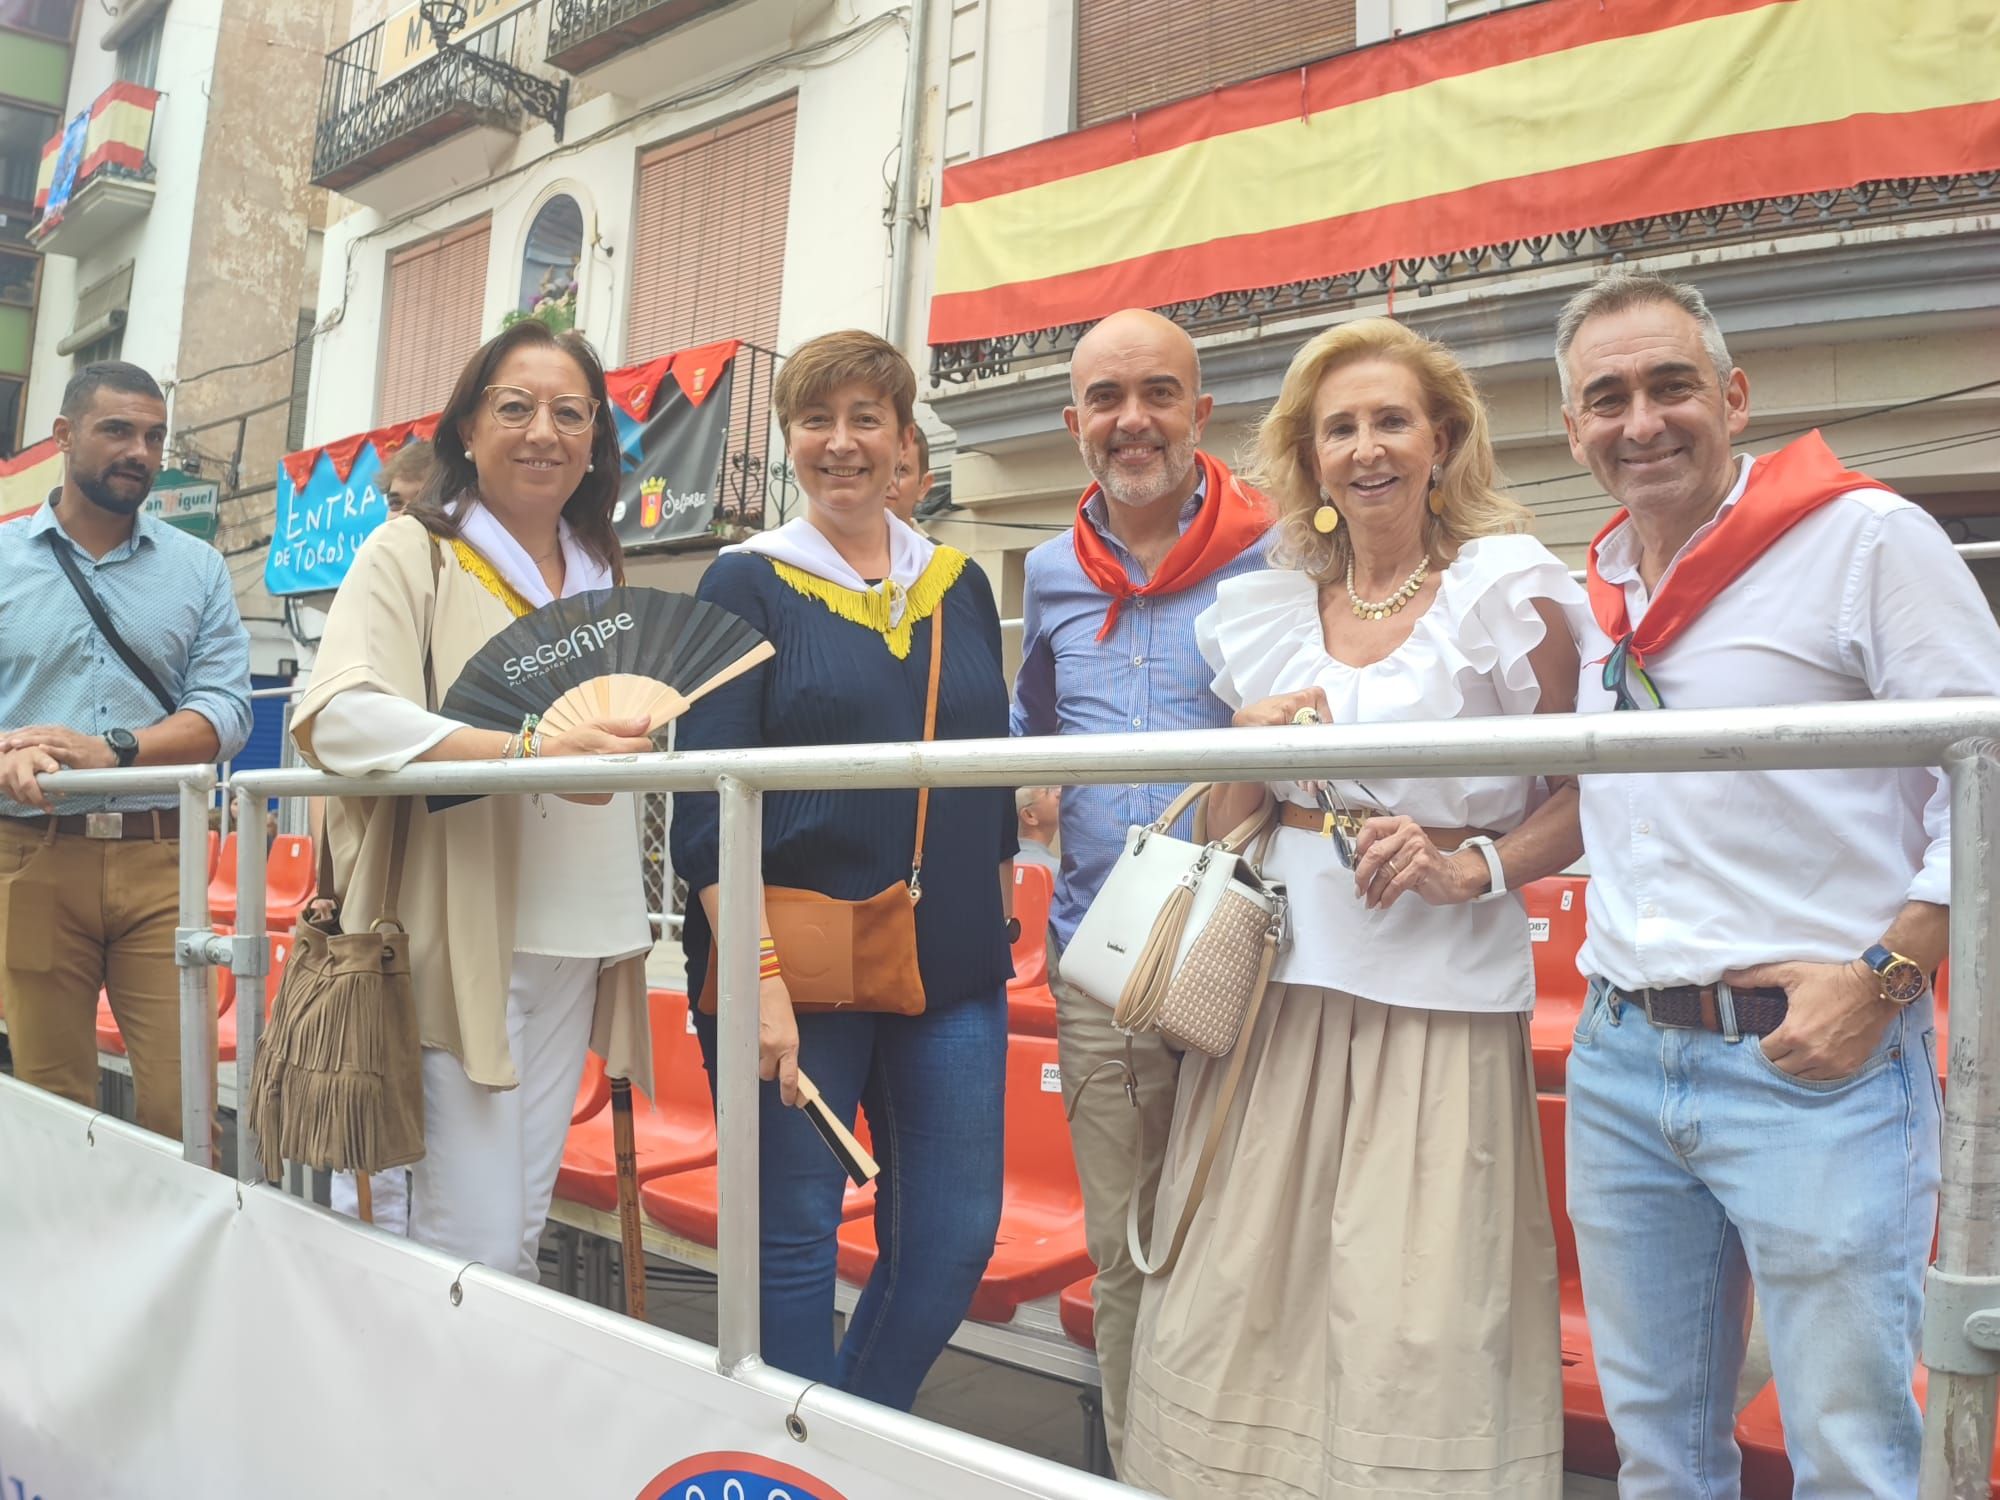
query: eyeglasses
[
  {"left": 1311, "top": 779, "right": 1384, "bottom": 870},
  {"left": 482, "top": 385, "right": 600, "bottom": 436},
  {"left": 1602, "top": 633, "right": 1664, "bottom": 711}
]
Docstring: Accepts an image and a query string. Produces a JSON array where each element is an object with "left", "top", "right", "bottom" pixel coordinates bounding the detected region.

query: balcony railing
[
  {"left": 712, "top": 342, "right": 794, "bottom": 535},
  {"left": 545, "top": 0, "right": 730, "bottom": 74},
  {"left": 29, "top": 83, "right": 159, "bottom": 254},
  {"left": 311, "top": 12, "right": 530, "bottom": 191},
  {"left": 931, "top": 171, "right": 2000, "bottom": 386}
]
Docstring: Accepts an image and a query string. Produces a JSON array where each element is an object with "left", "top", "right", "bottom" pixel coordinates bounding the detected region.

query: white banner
[{"left": 0, "top": 1078, "right": 1135, "bottom": 1499}]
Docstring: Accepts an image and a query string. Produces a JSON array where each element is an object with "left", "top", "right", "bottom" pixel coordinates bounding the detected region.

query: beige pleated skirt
[{"left": 1121, "top": 984, "right": 1563, "bottom": 1499}]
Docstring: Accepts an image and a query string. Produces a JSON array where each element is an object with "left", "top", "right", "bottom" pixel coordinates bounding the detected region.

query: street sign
[{"left": 145, "top": 468, "right": 219, "bottom": 541}]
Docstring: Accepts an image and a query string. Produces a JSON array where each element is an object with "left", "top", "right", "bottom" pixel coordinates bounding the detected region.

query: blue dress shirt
[
  {"left": 1009, "top": 478, "right": 1273, "bottom": 947},
  {"left": 0, "top": 498, "right": 253, "bottom": 815}
]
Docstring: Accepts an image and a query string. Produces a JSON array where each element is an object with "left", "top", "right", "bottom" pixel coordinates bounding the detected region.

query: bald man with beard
[{"left": 1010, "top": 309, "right": 1273, "bottom": 1463}]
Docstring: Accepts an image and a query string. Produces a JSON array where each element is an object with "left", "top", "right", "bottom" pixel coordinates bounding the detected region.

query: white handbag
[{"left": 1059, "top": 783, "right": 1288, "bottom": 1276}]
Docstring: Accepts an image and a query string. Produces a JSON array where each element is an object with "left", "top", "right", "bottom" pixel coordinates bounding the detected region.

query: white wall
[
  {"left": 22, "top": 0, "right": 223, "bottom": 440},
  {"left": 307, "top": 0, "right": 917, "bottom": 444}
]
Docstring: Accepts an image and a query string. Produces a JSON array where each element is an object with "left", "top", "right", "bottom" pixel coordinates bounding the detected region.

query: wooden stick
[
  {"left": 794, "top": 1069, "right": 880, "bottom": 1187},
  {"left": 610, "top": 1077, "right": 647, "bottom": 1319},
  {"left": 355, "top": 1171, "right": 374, "bottom": 1226}
]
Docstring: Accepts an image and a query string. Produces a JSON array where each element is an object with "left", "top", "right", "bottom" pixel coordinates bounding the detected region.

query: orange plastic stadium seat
[
  {"left": 642, "top": 1114, "right": 876, "bottom": 1249},
  {"left": 836, "top": 1034, "right": 1090, "bottom": 1323},
  {"left": 1008, "top": 863, "right": 1059, "bottom": 1037},
  {"left": 572, "top": 1052, "right": 610, "bottom": 1125},
  {"left": 100, "top": 961, "right": 240, "bottom": 1058},
  {"left": 555, "top": 989, "right": 716, "bottom": 1212},
  {"left": 1524, "top": 876, "right": 1590, "bottom": 1091},
  {"left": 1539, "top": 1093, "right": 1620, "bottom": 1479},
  {"left": 1060, "top": 1274, "right": 1096, "bottom": 1350},
  {"left": 1736, "top": 1368, "right": 2000, "bottom": 1498},
  {"left": 207, "top": 833, "right": 239, "bottom": 928},
  {"left": 206, "top": 829, "right": 220, "bottom": 880},
  {"left": 263, "top": 835, "right": 319, "bottom": 933}
]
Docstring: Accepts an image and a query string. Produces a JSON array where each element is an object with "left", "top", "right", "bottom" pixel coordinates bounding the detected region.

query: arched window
[{"left": 517, "top": 194, "right": 584, "bottom": 322}]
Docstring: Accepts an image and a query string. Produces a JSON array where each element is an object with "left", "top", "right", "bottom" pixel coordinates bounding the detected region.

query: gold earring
[
  {"left": 1427, "top": 464, "right": 1445, "bottom": 516},
  {"left": 1312, "top": 488, "right": 1340, "bottom": 534}
]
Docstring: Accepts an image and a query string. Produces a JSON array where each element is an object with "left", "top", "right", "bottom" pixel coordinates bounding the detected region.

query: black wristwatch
[
  {"left": 104, "top": 728, "right": 139, "bottom": 768},
  {"left": 1003, "top": 916, "right": 1022, "bottom": 944}
]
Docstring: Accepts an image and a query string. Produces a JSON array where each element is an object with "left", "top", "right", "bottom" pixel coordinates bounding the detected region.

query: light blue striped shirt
[
  {"left": 0, "top": 499, "right": 252, "bottom": 815},
  {"left": 1009, "top": 478, "right": 1273, "bottom": 947}
]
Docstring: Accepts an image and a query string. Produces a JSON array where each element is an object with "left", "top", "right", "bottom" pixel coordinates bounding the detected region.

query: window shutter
[
  {"left": 1076, "top": 1, "right": 1357, "bottom": 128},
  {"left": 380, "top": 219, "right": 492, "bottom": 421},
  {"left": 629, "top": 96, "right": 795, "bottom": 490}
]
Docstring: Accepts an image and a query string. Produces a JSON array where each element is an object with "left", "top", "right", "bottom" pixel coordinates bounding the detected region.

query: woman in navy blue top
[{"left": 671, "top": 330, "right": 1014, "bottom": 1408}]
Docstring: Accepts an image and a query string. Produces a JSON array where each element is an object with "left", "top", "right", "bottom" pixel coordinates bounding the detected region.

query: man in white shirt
[{"left": 1556, "top": 271, "right": 2000, "bottom": 1497}]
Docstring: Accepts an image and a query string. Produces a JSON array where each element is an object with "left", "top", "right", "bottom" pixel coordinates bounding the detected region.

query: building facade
[
  {"left": 920, "top": 0, "right": 2000, "bottom": 648},
  {"left": 0, "top": 0, "right": 76, "bottom": 459},
  {"left": 23, "top": 0, "right": 346, "bottom": 675}
]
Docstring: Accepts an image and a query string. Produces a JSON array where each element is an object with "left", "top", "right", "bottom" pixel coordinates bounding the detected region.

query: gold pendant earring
[
  {"left": 1427, "top": 464, "right": 1446, "bottom": 517},
  {"left": 1313, "top": 488, "right": 1340, "bottom": 534}
]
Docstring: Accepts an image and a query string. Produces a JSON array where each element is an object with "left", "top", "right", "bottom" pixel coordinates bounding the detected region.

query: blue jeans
[
  {"left": 694, "top": 990, "right": 1006, "bottom": 1410},
  {"left": 1566, "top": 977, "right": 1941, "bottom": 1498}
]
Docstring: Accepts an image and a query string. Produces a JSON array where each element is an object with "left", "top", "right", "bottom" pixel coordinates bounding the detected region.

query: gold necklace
[{"left": 1345, "top": 554, "right": 1429, "bottom": 620}]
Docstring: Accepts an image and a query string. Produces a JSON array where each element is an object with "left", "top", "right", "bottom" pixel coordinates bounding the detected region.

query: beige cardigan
[{"left": 291, "top": 516, "right": 652, "bottom": 1092}]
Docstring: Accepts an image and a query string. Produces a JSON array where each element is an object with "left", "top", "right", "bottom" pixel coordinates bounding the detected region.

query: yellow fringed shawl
[
  {"left": 769, "top": 546, "right": 968, "bottom": 659},
  {"left": 450, "top": 538, "right": 534, "bottom": 619}
]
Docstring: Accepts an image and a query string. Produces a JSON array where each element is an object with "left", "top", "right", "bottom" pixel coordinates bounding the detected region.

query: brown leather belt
[
  {"left": 1273, "top": 800, "right": 1486, "bottom": 851},
  {"left": 1, "top": 809, "right": 181, "bottom": 841},
  {"left": 1608, "top": 982, "right": 1790, "bottom": 1038}
]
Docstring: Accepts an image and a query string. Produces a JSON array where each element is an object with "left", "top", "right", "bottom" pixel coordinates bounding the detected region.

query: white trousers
[{"left": 332, "top": 951, "right": 598, "bottom": 1279}]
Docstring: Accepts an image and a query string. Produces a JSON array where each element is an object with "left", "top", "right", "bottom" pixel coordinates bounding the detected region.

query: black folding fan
[{"left": 434, "top": 588, "right": 771, "bottom": 804}]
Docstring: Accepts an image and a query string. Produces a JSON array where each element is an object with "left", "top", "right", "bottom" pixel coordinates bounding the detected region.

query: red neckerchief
[
  {"left": 1586, "top": 430, "right": 1875, "bottom": 665},
  {"left": 1070, "top": 448, "right": 1272, "bottom": 641}
]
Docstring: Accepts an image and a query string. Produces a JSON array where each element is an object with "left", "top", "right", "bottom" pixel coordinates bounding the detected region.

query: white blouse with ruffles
[{"left": 1196, "top": 533, "right": 1590, "bottom": 1013}]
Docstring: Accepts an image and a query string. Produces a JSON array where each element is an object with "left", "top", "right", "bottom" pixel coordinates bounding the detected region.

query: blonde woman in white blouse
[{"left": 1120, "top": 319, "right": 1590, "bottom": 1499}]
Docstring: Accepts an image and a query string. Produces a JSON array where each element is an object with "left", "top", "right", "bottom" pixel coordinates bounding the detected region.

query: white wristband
[{"left": 1458, "top": 835, "right": 1507, "bottom": 902}]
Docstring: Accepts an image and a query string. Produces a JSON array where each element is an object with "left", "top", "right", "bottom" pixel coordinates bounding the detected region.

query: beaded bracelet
[{"left": 758, "top": 934, "right": 782, "bottom": 982}]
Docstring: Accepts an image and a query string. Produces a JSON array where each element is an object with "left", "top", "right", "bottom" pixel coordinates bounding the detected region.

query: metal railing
[
  {"left": 311, "top": 12, "right": 529, "bottom": 188},
  {"left": 45, "top": 698, "right": 2000, "bottom": 1493},
  {"left": 546, "top": 0, "right": 731, "bottom": 69}
]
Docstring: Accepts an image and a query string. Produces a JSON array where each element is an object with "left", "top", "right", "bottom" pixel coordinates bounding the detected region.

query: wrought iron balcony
[
  {"left": 312, "top": 10, "right": 556, "bottom": 193},
  {"left": 930, "top": 172, "right": 2000, "bottom": 385},
  {"left": 545, "top": 0, "right": 731, "bottom": 75}
]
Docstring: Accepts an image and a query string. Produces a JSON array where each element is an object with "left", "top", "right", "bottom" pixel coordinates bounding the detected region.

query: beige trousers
[
  {"left": 0, "top": 818, "right": 213, "bottom": 1141},
  {"left": 1050, "top": 935, "right": 1180, "bottom": 1464}
]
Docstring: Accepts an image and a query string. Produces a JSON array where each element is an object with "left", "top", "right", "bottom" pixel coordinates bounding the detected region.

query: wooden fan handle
[{"left": 610, "top": 1078, "right": 648, "bottom": 1319}]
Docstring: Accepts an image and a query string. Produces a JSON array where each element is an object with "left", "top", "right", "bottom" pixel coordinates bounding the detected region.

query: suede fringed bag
[{"left": 247, "top": 537, "right": 440, "bottom": 1179}]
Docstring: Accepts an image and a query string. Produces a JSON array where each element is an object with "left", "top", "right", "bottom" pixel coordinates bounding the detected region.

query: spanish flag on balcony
[
  {"left": 928, "top": 0, "right": 2000, "bottom": 347},
  {"left": 0, "top": 438, "right": 64, "bottom": 523},
  {"left": 33, "top": 83, "right": 159, "bottom": 223}
]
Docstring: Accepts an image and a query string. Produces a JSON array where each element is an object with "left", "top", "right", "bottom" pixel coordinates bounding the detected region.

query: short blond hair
[
  {"left": 774, "top": 329, "right": 916, "bottom": 437},
  {"left": 1251, "top": 318, "right": 1528, "bottom": 581}
]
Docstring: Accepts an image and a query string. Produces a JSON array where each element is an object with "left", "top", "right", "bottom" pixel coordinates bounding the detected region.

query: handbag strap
[
  {"left": 43, "top": 529, "right": 177, "bottom": 715},
  {"left": 1158, "top": 781, "right": 1276, "bottom": 857},
  {"left": 1123, "top": 926, "right": 1281, "bottom": 1278},
  {"left": 313, "top": 534, "right": 441, "bottom": 926},
  {"left": 909, "top": 596, "right": 944, "bottom": 894}
]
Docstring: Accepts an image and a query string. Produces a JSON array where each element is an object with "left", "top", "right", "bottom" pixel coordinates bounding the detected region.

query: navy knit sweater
[{"left": 671, "top": 551, "right": 1018, "bottom": 1009}]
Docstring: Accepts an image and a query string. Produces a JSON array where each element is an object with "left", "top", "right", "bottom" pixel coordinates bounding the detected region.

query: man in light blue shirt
[
  {"left": 0, "top": 362, "right": 252, "bottom": 1142},
  {"left": 1010, "top": 309, "right": 1271, "bottom": 1461}
]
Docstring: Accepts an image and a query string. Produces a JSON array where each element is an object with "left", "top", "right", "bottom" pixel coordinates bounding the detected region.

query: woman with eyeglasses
[
  {"left": 290, "top": 319, "right": 657, "bottom": 1273},
  {"left": 1120, "top": 319, "right": 1590, "bottom": 1499}
]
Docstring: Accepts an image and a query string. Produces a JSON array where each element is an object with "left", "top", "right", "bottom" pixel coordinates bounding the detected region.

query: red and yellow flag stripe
[
  {"left": 929, "top": 0, "right": 2000, "bottom": 345},
  {"left": 34, "top": 83, "right": 159, "bottom": 215},
  {"left": 0, "top": 438, "right": 63, "bottom": 523}
]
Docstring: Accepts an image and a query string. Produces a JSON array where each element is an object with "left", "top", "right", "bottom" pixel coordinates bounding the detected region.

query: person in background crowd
[
  {"left": 378, "top": 438, "right": 434, "bottom": 518},
  {"left": 672, "top": 329, "right": 1015, "bottom": 1410},
  {"left": 291, "top": 320, "right": 657, "bottom": 1275},
  {"left": 1011, "top": 307, "right": 1273, "bottom": 1464},
  {"left": 886, "top": 425, "right": 934, "bottom": 525},
  {"left": 0, "top": 361, "right": 252, "bottom": 1143},
  {"left": 1013, "top": 785, "right": 1060, "bottom": 872},
  {"left": 1559, "top": 272, "right": 2000, "bottom": 1496},
  {"left": 1123, "top": 318, "right": 1579, "bottom": 1497}
]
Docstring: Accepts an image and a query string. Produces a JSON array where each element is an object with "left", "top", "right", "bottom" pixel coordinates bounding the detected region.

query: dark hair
[
  {"left": 62, "top": 361, "right": 165, "bottom": 420},
  {"left": 407, "top": 320, "right": 625, "bottom": 580},
  {"left": 378, "top": 437, "right": 435, "bottom": 489}
]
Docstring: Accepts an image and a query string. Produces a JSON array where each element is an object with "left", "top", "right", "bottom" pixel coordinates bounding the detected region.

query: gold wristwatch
[{"left": 1862, "top": 945, "right": 1927, "bottom": 1005}]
